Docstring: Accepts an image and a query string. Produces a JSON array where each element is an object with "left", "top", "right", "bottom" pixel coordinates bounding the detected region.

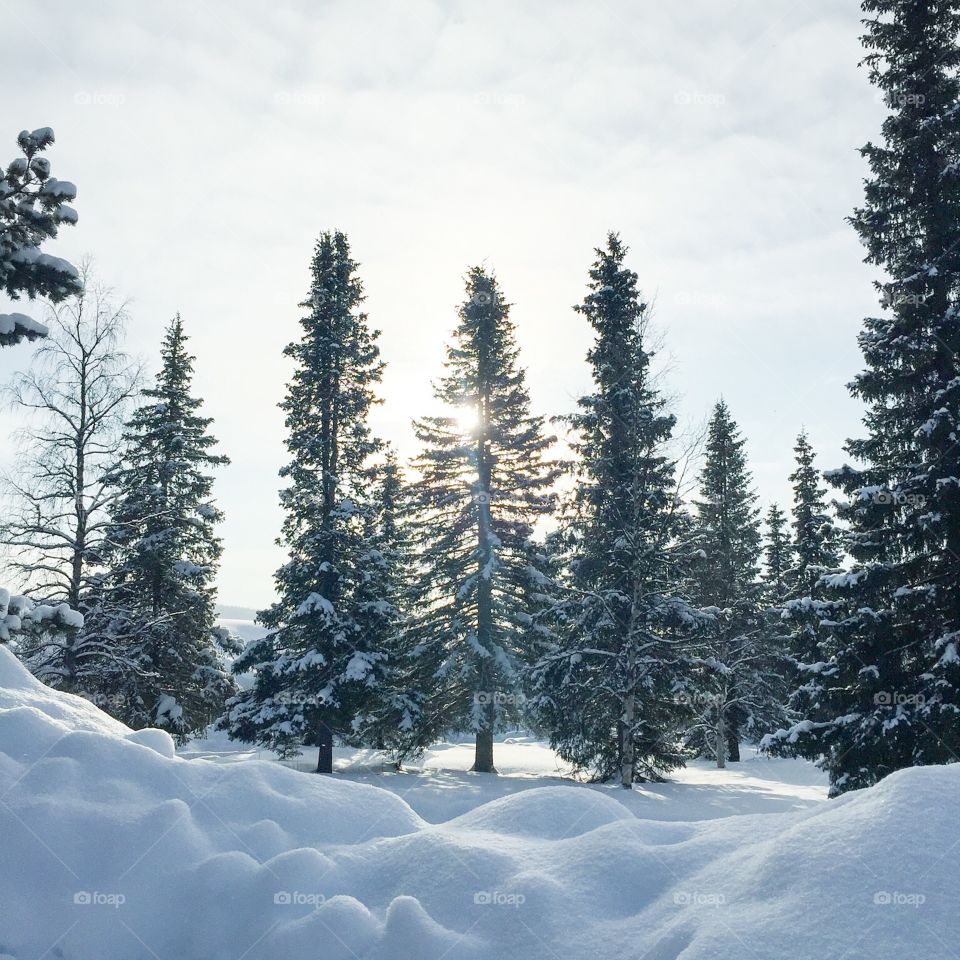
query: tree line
[
  {"left": 219, "top": 229, "right": 846, "bottom": 786},
  {"left": 2, "top": 0, "right": 959, "bottom": 796}
]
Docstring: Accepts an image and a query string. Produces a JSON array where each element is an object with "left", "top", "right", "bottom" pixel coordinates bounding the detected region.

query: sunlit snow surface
[{"left": 2, "top": 644, "right": 957, "bottom": 960}]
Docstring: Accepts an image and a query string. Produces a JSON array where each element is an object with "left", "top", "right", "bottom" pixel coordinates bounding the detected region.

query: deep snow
[
  {"left": 179, "top": 730, "right": 828, "bottom": 824},
  {"left": 1, "top": 644, "right": 957, "bottom": 959}
]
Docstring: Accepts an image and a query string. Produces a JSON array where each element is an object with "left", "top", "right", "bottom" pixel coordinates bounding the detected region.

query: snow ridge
[{"left": 1, "top": 646, "right": 956, "bottom": 960}]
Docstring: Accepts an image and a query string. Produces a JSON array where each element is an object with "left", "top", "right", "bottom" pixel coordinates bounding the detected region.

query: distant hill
[{"left": 215, "top": 604, "right": 259, "bottom": 621}]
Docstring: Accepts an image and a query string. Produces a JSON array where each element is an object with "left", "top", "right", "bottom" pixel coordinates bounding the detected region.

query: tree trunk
[
  {"left": 71, "top": 352, "right": 88, "bottom": 612},
  {"left": 621, "top": 586, "right": 639, "bottom": 789},
  {"left": 471, "top": 384, "right": 498, "bottom": 775},
  {"left": 715, "top": 712, "right": 727, "bottom": 769},
  {"left": 316, "top": 720, "right": 334, "bottom": 774},
  {"left": 620, "top": 652, "right": 636, "bottom": 790},
  {"left": 616, "top": 719, "right": 625, "bottom": 780},
  {"left": 471, "top": 728, "right": 496, "bottom": 773},
  {"left": 620, "top": 697, "right": 635, "bottom": 789},
  {"left": 726, "top": 725, "right": 740, "bottom": 763}
]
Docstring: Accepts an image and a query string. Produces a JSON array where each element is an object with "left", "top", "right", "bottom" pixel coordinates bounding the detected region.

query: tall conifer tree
[
  {"left": 766, "top": 1, "right": 960, "bottom": 793},
  {"left": 690, "top": 401, "right": 761, "bottom": 606},
  {"left": 222, "top": 232, "right": 387, "bottom": 772},
  {"left": 93, "top": 315, "right": 232, "bottom": 737},
  {"left": 529, "top": 234, "right": 699, "bottom": 788},
  {"left": 351, "top": 452, "right": 411, "bottom": 754},
  {"left": 686, "top": 401, "right": 784, "bottom": 766},
  {"left": 775, "top": 431, "right": 842, "bottom": 726},
  {"left": 398, "top": 267, "right": 559, "bottom": 772}
]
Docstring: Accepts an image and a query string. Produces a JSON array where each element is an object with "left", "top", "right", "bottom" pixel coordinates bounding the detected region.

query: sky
[{"left": 0, "top": 0, "right": 886, "bottom": 609}]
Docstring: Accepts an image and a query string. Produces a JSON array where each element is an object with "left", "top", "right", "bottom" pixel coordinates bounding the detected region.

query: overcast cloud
[{"left": 0, "top": 0, "right": 885, "bottom": 607}]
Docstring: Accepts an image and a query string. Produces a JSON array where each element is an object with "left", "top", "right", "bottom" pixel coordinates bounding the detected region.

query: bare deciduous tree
[{"left": 2, "top": 270, "right": 140, "bottom": 609}]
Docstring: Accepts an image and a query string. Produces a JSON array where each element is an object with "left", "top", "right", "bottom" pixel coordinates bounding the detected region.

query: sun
[{"left": 453, "top": 405, "right": 479, "bottom": 433}]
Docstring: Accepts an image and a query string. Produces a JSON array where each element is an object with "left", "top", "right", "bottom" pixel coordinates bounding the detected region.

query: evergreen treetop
[
  {"left": 786, "top": 430, "right": 839, "bottom": 598},
  {"left": 690, "top": 399, "right": 762, "bottom": 608},
  {"left": 762, "top": 503, "right": 793, "bottom": 603},
  {"left": 1, "top": 127, "right": 79, "bottom": 345}
]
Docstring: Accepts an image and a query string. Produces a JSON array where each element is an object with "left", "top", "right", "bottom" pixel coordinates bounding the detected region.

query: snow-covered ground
[
  {"left": 2, "top": 644, "right": 957, "bottom": 960},
  {"left": 180, "top": 730, "right": 828, "bottom": 824}
]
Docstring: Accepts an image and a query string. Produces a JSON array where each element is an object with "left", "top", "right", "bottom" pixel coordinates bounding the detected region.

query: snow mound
[
  {"left": 0, "top": 644, "right": 128, "bottom": 737},
  {"left": 371, "top": 896, "right": 477, "bottom": 960},
  {"left": 1, "top": 646, "right": 957, "bottom": 959},
  {"left": 125, "top": 727, "right": 177, "bottom": 757},
  {"left": 446, "top": 785, "right": 634, "bottom": 839}
]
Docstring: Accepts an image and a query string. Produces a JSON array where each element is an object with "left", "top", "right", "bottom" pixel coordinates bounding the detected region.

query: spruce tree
[
  {"left": 762, "top": 503, "right": 793, "bottom": 603},
  {"left": 1, "top": 126, "right": 82, "bottom": 665},
  {"left": 398, "top": 267, "right": 559, "bottom": 773},
  {"left": 690, "top": 401, "right": 761, "bottom": 607},
  {"left": 765, "top": 1, "right": 960, "bottom": 793},
  {"left": 350, "top": 452, "right": 412, "bottom": 757},
  {"left": 91, "top": 315, "right": 232, "bottom": 738},
  {"left": 529, "top": 234, "right": 699, "bottom": 788},
  {"left": 685, "top": 401, "right": 784, "bottom": 766},
  {"left": 222, "top": 232, "right": 388, "bottom": 772},
  {"left": 786, "top": 431, "right": 840, "bottom": 598},
  {"left": 776, "top": 431, "right": 842, "bottom": 728}
]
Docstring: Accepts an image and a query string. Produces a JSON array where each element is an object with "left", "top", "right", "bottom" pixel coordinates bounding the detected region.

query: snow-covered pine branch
[{"left": 0, "top": 127, "right": 79, "bottom": 346}]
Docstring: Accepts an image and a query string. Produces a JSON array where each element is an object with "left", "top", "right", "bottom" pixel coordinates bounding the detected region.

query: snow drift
[{"left": 0, "top": 645, "right": 956, "bottom": 959}]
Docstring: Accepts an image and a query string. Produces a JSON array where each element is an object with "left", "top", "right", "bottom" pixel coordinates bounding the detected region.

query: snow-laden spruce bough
[{"left": 0, "top": 126, "right": 79, "bottom": 345}]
